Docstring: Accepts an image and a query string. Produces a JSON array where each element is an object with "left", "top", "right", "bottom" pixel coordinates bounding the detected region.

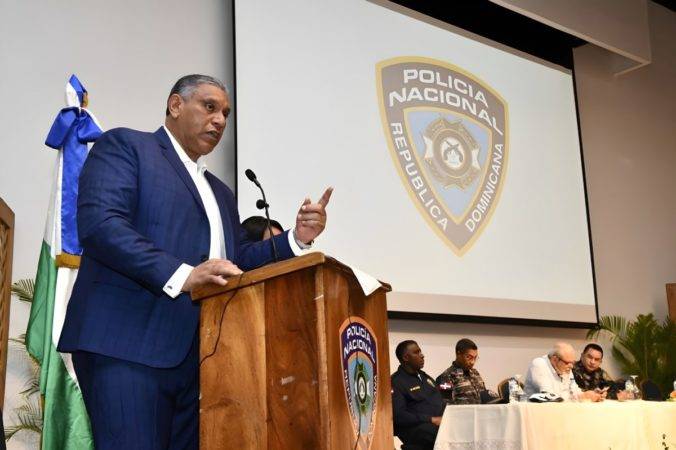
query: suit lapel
[
  {"left": 154, "top": 127, "right": 206, "bottom": 214},
  {"left": 205, "top": 172, "right": 236, "bottom": 260}
]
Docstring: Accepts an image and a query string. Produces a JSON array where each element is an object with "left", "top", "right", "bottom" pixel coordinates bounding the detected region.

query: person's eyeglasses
[{"left": 556, "top": 355, "right": 575, "bottom": 365}]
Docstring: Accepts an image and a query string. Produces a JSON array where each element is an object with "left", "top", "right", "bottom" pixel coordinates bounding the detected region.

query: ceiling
[
  {"left": 388, "top": 0, "right": 673, "bottom": 69},
  {"left": 389, "top": 0, "right": 585, "bottom": 68},
  {"left": 652, "top": 0, "right": 676, "bottom": 12}
]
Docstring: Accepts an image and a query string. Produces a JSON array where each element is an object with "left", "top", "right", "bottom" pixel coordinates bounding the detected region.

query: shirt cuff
[
  {"left": 288, "top": 228, "right": 312, "bottom": 255},
  {"left": 163, "top": 263, "right": 194, "bottom": 298}
]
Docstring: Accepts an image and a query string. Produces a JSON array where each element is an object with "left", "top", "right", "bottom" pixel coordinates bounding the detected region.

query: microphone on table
[{"left": 244, "top": 169, "right": 279, "bottom": 262}]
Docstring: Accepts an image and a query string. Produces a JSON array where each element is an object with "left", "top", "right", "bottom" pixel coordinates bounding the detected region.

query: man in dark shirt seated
[
  {"left": 436, "top": 338, "right": 498, "bottom": 404},
  {"left": 572, "top": 343, "right": 627, "bottom": 400},
  {"left": 241, "top": 215, "right": 284, "bottom": 241},
  {"left": 391, "top": 340, "right": 445, "bottom": 450}
]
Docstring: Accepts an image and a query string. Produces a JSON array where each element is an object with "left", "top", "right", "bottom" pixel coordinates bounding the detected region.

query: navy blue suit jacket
[{"left": 57, "top": 127, "right": 294, "bottom": 368}]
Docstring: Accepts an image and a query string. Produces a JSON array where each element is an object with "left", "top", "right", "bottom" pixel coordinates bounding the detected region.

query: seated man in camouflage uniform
[
  {"left": 572, "top": 343, "right": 626, "bottom": 400},
  {"left": 436, "top": 338, "right": 497, "bottom": 404}
]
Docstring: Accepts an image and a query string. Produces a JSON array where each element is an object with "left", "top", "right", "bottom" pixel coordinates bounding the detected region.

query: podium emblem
[
  {"left": 339, "top": 317, "right": 378, "bottom": 449},
  {"left": 376, "top": 57, "right": 509, "bottom": 255}
]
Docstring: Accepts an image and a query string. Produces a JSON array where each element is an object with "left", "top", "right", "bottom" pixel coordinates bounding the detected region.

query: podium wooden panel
[{"left": 192, "top": 253, "right": 394, "bottom": 450}]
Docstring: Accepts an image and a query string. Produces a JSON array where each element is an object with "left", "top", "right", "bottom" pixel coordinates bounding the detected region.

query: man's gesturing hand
[
  {"left": 182, "top": 259, "right": 243, "bottom": 292},
  {"left": 294, "top": 187, "right": 333, "bottom": 245}
]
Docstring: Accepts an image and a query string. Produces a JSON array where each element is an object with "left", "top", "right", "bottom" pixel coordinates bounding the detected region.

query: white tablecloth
[{"left": 434, "top": 400, "right": 676, "bottom": 450}]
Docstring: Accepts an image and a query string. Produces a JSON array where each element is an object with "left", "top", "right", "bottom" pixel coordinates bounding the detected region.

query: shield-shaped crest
[
  {"left": 376, "top": 57, "right": 509, "bottom": 255},
  {"left": 339, "top": 317, "right": 378, "bottom": 449}
]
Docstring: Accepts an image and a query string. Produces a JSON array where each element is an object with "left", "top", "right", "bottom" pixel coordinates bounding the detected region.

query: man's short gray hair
[
  {"left": 548, "top": 342, "right": 574, "bottom": 359},
  {"left": 165, "top": 74, "right": 228, "bottom": 115}
]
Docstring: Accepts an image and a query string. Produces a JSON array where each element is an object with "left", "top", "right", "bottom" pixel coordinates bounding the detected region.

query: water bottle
[
  {"left": 630, "top": 375, "right": 641, "bottom": 399},
  {"left": 625, "top": 378, "right": 635, "bottom": 400},
  {"left": 514, "top": 374, "right": 525, "bottom": 401},
  {"left": 508, "top": 377, "right": 519, "bottom": 403}
]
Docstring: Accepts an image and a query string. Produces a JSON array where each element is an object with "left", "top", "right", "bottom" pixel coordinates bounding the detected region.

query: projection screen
[{"left": 234, "top": 0, "right": 597, "bottom": 325}]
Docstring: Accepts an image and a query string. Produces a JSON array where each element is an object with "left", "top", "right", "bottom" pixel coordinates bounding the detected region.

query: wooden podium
[{"left": 192, "top": 253, "right": 394, "bottom": 450}]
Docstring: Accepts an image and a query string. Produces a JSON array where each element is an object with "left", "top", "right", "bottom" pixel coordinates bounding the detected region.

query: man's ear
[{"left": 167, "top": 94, "right": 183, "bottom": 119}]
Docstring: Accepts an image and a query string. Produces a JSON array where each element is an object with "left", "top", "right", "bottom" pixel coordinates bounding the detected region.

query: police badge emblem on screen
[
  {"left": 377, "top": 57, "right": 509, "bottom": 255},
  {"left": 339, "top": 318, "right": 378, "bottom": 449}
]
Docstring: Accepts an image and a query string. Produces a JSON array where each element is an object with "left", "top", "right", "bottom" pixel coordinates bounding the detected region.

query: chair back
[
  {"left": 641, "top": 379, "right": 663, "bottom": 401},
  {"left": 497, "top": 378, "right": 510, "bottom": 399}
]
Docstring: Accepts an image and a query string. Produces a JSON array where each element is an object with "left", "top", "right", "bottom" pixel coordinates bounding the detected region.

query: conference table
[{"left": 434, "top": 400, "right": 676, "bottom": 450}]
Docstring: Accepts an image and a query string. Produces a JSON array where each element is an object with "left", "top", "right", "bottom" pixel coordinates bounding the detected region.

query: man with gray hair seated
[{"left": 524, "top": 342, "right": 602, "bottom": 401}]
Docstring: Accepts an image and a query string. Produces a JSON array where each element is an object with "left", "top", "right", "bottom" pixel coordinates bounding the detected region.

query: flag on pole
[{"left": 26, "top": 75, "right": 102, "bottom": 450}]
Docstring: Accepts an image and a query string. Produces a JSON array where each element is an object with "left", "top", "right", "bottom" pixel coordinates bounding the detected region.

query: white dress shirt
[
  {"left": 162, "top": 126, "right": 226, "bottom": 298},
  {"left": 161, "top": 126, "right": 308, "bottom": 298},
  {"left": 524, "top": 354, "right": 582, "bottom": 400}
]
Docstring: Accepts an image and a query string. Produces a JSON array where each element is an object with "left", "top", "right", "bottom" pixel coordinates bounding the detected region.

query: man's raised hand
[{"left": 294, "top": 187, "right": 333, "bottom": 245}]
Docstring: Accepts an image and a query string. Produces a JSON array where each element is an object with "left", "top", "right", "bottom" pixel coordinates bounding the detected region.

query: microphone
[
  {"left": 244, "top": 168, "right": 261, "bottom": 188},
  {"left": 244, "top": 168, "right": 278, "bottom": 262}
]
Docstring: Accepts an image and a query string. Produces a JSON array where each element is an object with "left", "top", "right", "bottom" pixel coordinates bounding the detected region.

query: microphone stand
[
  {"left": 256, "top": 198, "right": 279, "bottom": 262},
  {"left": 246, "top": 169, "right": 279, "bottom": 262}
]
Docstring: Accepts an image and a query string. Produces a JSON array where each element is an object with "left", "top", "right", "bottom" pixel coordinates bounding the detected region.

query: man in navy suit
[{"left": 58, "top": 74, "right": 332, "bottom": 450}]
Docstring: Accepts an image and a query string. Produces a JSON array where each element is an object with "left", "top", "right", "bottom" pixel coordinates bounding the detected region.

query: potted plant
[
  {"left": 4, "top": 279, "right": 43, "bottom": 442},
  {"left": 587, "top": 314, "right": 676, "bottom": 399}
]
